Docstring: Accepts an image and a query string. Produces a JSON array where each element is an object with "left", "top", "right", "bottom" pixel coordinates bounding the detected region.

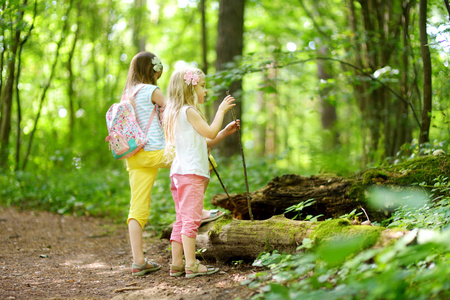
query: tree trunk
[
  {"left": 15, "top": 0, "right": 37, "bottom": 170},
  {"left": 214, "top": 0, "right": 245, "bottom": 157},
  {"left": 264, "top": 64, "right": 277, "bottom": 156},
  {"left": 317, "top": 45, "right": 339, "bottom": 150},
  {"left": 418, "top": 0, "right": 432, "bottom": 145},
  {"left": 22, "top": 0, "right": 73, "bottom": 170},
  {"left": 161, "top": 155, "right": 448, "bottom": 262},
  {"left": 395, "top": 1, "right": 414, "bottom": 153},
  {"left": 133, "top": 0, "right": 146, "bottom": 52},
  {"left": 347, "top": 0, "right": 369, "bottom": 165},
  {"left": 298, "top": 0, "right": 340, "bottom": 150},
  {"left": 67, "top": 1, "right": 81, "bottom": 144},
  {"left": 200, "top": 0, "right": 208, "bottom": 74},
  {"left": 211, "top": 155, "right": 450, "bottom": 222},
  {"left": 255, "top": 85, "right": 266, "bottom": 157},
  {"left": 352, "top": 0, "right": 406, "bottom": 161},
  {"left": 212, "top": 174, "right": 371, "bottom": 220},
  {"left": 0, "top": 1, "right": 6, "bottom": 107},
  {"left": 0, "top": 1, "right": 25, "bottom": 168},
  {"left": 200, "top": 0, "right": 213, "bottom": 122},
  {"left": 164, "top": 215, "right": 408, "bottom": 263}
]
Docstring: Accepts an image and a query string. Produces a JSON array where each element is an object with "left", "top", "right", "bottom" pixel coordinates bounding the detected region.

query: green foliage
[
  {"left": 382, "top": 176, "right": 450, "bottom": 231},
  {"left": 0, "top": 166, "right": 131, "bottom": 219},
  {"left": 0, "top": 154, "right": 284, "bottom": 230},
  {"left": 339, "top": 209, "right": 362, "bottom": 221},
  {"left": 284, "top": 199, "right": 316, "bottom": 220},
  {"left": 246, "top": 232, "right": 450, "bottom": 300},
  {"left": 243, "top": 177, "right": 450, "bottom": 299}
]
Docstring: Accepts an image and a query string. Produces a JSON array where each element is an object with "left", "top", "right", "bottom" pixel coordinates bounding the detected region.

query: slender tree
[
  {"left": 133, "top": 0, "right": 146, "bottom": 52},
  {"left": 298, "top": 0, "right": 340, "bottom": 150},
  {"left": 0, "top": 0, "right": 25, "bottom": 168},
  {"left": 418, "top": 0, "right": 432, "bottom": 145},
  {"left": 15, "top": 0, "right": 37, "bottom": 170},
  {"left": 67, "top": 0, "right": 81, "bottom": 144},
  {"left": 22, "top": 0, "right": 74, "bottom": 170},
  {"left": 214, "top": 0, "right": 245, "bottom": 156}
]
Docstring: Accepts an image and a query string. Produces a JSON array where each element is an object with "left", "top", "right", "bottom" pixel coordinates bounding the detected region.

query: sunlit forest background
[
  {"left": 1, "top": 0, "right": 449, "bottom": 219},
  {"left": 1, "top": 1, "right": 450, "bottom": 298}
]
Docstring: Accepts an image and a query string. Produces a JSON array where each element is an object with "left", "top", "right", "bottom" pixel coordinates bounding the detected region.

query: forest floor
[{"left": 0, "top": 207, "right": 257, "bottom": 300}]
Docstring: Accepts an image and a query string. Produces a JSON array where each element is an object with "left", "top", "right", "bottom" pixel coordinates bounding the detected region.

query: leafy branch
[{"left": 210, "top": 55, "right": 422, "bottom": 129}]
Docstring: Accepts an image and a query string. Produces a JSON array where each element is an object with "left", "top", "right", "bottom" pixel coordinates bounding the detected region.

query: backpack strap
[
  {"left": 122, "top": 84, "right": 146, "bottom": 102},
  {"left": 126, "top": 84, "right": 159, "bottom": 135},
  {"left": 143, "top": 105, "right": 158, "bottom": 135}
]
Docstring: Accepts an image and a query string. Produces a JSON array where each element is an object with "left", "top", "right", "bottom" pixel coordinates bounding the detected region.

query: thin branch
[
  {"left": 228, "top": 56, "right": 421, "bottom": 128},
  {"left": 297, "top": 0, "right": 330, "bottom": 42},
  {"left": 228, "top": 91, "right": 254, "bottom": 221}
]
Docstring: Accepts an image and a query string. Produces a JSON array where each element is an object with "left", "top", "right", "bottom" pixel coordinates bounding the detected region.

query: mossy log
[
  {"left": 195, "top": 215, "right": 407, "bottom": 263},
  {"left": 211, "top": 155, "right": 450, "bottom": 222}
]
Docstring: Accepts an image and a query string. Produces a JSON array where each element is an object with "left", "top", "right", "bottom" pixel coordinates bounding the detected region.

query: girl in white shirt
[{"left": 163, "top": 68, "right": 239, "bottom": 278}]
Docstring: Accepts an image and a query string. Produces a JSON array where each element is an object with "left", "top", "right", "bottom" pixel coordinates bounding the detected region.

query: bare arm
[
  {"left": 186, "top": 96, "right": 235, "bottom": 139},
  {"left": 207, "top": 120, "right": 240, "bottom": 148},
  {"left": 151, "top": 88, "right": 165, "bottom": 107}
]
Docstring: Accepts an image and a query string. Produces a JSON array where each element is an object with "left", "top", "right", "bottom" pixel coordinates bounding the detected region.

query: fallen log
[
  {"left": 194, "top": 215, "right": 407, "bottom": 263},
  {"left": 211, "top": 174, "right": 375, "bottom": 220},
  {"left": 160, "top": 155, "right": 447, "bottom": 263},
  {"left": 211, "top": 155, "right": 450, "bottom": 222}
]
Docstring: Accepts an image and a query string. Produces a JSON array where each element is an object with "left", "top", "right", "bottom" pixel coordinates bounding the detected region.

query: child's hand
[
  {"left": 218, "top": 95, "right": 236, "bottom": 114},
  {"left": 224, "top": 119, "right": 240, "bottom": 136}
]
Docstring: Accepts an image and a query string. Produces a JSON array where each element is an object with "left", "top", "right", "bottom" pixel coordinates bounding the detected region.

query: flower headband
[
  {"left": 184, "top": 71, "right": 200, "bottom": 86},
  {"left": 151, "top": 57, "right": 163, "bottom": 72}
]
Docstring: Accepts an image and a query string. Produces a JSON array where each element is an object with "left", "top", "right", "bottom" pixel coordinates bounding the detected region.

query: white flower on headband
[
  {"left": 184, "top": 71, "right": 200, "bottom": 86},
  {"left": 152, "top": 57, "right": 163, "bottom": 72}
]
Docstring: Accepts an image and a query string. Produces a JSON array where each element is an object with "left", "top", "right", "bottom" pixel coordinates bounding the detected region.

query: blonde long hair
[{"left": 163, "top": 68, "right": 206, "bottom": 155}]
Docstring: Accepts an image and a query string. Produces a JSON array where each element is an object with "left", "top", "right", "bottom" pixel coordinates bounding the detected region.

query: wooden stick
[
  {"left": 209, "top": 157, "right": 230, "bottom": 198},
  {"left": 227, "top": 91, "right": 254, "bottom": 221}
]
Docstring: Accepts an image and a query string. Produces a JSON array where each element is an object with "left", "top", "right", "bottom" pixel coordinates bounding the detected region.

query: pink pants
[{"left": 170, "top": 174, "right": 209, "bottom": 244}]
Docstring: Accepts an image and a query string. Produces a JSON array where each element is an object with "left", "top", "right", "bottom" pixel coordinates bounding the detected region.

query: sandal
[
  {"left": 200, "top": 209, "right": 224, "bottom": 224},
  {"left": 185, "top": 259, "right": 220, "bottom": 278},
  {"left": 170, "top": 262, "right": 185, "bottom": 277},
  {"left": 132, "top": 259, "right": 161, "bottom": 276}
]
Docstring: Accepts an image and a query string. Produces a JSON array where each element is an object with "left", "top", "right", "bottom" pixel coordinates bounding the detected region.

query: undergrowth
[
  {"left": 0, "top": 154, "right": 281, "bottom": 230},
  {"left": 243, "top": 176, "right": 450, "bottom": 300}
]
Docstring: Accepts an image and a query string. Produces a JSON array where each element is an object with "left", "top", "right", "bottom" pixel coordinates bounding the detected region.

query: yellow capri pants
[{"left": 126, "top": 148, "right": 171, "bottom": 228}]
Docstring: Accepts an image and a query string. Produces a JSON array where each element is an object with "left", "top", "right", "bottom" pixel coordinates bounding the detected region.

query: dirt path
[{"left": 0, "top": 207, "right": 256, "bottom": 300}]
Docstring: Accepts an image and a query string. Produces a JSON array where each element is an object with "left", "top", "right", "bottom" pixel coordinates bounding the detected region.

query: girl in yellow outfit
[{"left": 123, "top": 51, "right": 169, "bottom": 276}]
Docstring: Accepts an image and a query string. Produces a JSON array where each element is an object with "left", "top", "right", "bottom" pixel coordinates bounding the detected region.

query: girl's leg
[
  {"left": 182, "top": 234, "right": 208, "bottom": 273},
  {"left": 171, "top": 174, "right": 213, "bottom": 273},
  {"left": 171, "top": 241, "right": 184, "bottom": 267},
  {"left": 128, "top": 219, "right": 145, "bottom": 265},
  {"left": 126, "top": 151, "right": 160, "bottom": 265},
  {"left": 170, "top": 176, "right": 184, "bottom": 267}
]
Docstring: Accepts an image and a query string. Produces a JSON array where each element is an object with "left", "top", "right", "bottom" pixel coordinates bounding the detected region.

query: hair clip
[
  {"left": 152, "top": 57, "right": 163, "bottom": 72},
  {"left": 184, "top": 71, "right": 200, "bottom": 86}
]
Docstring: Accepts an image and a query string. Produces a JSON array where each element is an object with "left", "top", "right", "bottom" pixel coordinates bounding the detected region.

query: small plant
[
  {"left": 232, "top": 260, "right": 244, "bottom": 267},
  {"left": 284, "top": 199, "right": 316, "bottom": 220},
  {"left": 303, "top": 214, "right": 324, "bottom": 222},
  {"left": 339, "top": 208, "right": 362, "bottom": 220},
  {"left": 195, "top": 248, "right": 207, "bottom": 262}
]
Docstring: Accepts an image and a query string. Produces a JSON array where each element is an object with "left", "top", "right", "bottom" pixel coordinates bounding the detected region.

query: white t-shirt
[{"left": 170, "top": 106, "right": 210, "bottom": 179}]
